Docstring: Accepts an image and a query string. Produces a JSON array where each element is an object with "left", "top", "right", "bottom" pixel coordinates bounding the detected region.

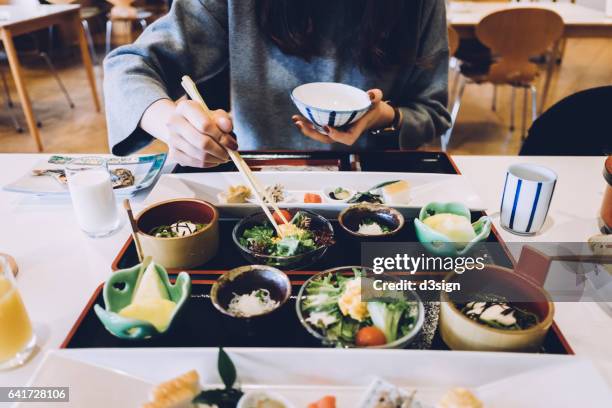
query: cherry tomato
[
  {"left": 308, "top": 395, "right": 336, "bottom": 408},
  {"left": 273, "top": 209, "right": 292, "bottom": 224},
  {"left": 304, "top": 193, "right": 323, "bottom": 203},
  {"left": 355, "top": 326, "right": 387, "bottom": 347}
]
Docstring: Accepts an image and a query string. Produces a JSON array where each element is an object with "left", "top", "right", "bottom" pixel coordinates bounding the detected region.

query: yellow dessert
[
  {"left": 423, "top": 213, "right": 476, "bottom": 247},
  {"left": 119, "top": 298, "right": 177, "bottom": 332},
  {"left": 0, "top": 277, "right": 33, "bottom": 362},
  {"left": 118, "top": 262, "right": 177, "bottom": 332}
]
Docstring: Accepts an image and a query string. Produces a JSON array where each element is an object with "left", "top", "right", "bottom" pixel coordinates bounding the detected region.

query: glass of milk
[{"left": 66, "top": 157, "right": 120, "bottom": 238}]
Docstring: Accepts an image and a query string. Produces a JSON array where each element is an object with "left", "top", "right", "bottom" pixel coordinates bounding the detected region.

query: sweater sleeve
[
  {"left": 103, "top": 0, "right": 229, "bottom": 156},
  {"left": 396, "top": 0, "right": 451, "bottom": 149}
]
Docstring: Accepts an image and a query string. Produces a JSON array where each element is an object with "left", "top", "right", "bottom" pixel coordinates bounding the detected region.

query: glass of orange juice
[{"left": 0, "top": 255, "right": 35, "bottom": 369}]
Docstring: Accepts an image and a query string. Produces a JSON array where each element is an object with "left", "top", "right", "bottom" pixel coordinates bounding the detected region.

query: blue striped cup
[
  {"left": 291, "top": 82, "right": 372, "bottom": 133},
  {"left": 500, "top": 164, "right": 557, "bottom": 235}
]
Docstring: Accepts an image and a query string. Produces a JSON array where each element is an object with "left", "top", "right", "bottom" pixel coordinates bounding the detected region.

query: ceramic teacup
[{"left": 500, "top": 164, "right": 557, "bottom": 235}]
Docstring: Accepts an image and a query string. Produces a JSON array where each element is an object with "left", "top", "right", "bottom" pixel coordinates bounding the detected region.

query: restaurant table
[
  {"left": 447, "top": 1, "right": 612, "bottom": 114},
  {"left": 0, "top": 154, "right": 610, "bottom": 395},
  {"left": 0, "top": 4, "right": 100, "bottom": 152}
]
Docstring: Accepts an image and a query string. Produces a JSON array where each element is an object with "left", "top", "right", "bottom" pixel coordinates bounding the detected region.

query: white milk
[{"left": 68, "top": 170, "right": 119, "bottom": 236}]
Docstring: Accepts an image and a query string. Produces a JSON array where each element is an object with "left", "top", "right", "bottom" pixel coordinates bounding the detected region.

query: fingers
[
  {"left": 168, "top": 146, "right": 221, "bottom": 168},
  {"left": 175, "top": 100, "right": 238, "bottom": 150},
  {"left": 367, "top": 88, "right": 384, "bottom": 104},
  {"left": 292, "top": 115, "right": 333, "bottom": 144},
  {"left": 167, "top": 114, "right": 229, "bottom": 161},
  {"left": 325, "top": 125, "right": 361, "bottom": 146},
  {"left": 167, "top": 130, "right": 225, "bottom": 166},
  {"left": 211, "top": 109, "right": 238, "bottom": 150}
]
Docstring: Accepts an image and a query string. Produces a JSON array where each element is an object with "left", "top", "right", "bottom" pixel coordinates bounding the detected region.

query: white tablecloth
[{"left": 0, "top": 154, "right": 610, "bottom": 391}]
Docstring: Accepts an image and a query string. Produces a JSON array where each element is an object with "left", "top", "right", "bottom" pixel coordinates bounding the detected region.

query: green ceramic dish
[
  {"left": 93, "top": 263, "right": 191, "bottom": 340},
  {"left": 414, "top": 202, "right": 492, "bottom": 257}
]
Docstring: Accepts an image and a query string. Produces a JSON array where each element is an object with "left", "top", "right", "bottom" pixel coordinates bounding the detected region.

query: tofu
[{"left": 381, "top": 180, "right": 411, "bottom": 204}]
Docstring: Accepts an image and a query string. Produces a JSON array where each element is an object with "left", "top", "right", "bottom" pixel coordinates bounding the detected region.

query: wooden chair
[
  {"left": 105, "top": 0, "right": 152, "bottom": 55},
  {"left": 0, "top": 64, "right": 22, "bottom": 132},
  {"left": 46, "top": 0, "right": 103, "bottom": 65},
  {"left": 443, "top": 8, "right": 564, "bottom": 150}
]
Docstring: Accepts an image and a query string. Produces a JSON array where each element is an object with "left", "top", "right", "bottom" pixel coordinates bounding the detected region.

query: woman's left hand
[{"left": 292, "top": 88, "right": 396, "bottom": 146}]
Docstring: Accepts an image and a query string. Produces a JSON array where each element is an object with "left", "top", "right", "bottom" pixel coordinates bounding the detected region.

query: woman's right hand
[
  {"left": 141, "top": 99, "right": 238, "bottom": 168},
  {"left": 167, "top": 100, "right": 238, "bottom": 167}
]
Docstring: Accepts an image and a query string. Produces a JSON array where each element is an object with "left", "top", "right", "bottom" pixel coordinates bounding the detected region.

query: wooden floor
[{"left": 0, "top": 37, "right": 611, "bottom": 155}]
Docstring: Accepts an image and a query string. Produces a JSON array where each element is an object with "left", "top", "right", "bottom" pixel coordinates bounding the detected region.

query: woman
[{"left": 104, "top": 0, "right": 450, "bottom": 167}]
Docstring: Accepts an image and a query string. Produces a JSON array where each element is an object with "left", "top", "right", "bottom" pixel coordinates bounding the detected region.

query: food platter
[
  {"left": 21, "top": 348, "right": 612, "bottom": 408},
  {"left": 61, "top": 151, "right": 573, "bottom": 355},
  {"left": 144, "top": 171, "right": 485, "bottom": 217}
]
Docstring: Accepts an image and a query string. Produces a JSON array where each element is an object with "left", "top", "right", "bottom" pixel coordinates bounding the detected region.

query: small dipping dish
[
  {"left": 414, "top": 201, "right": 491, "bottom": 257},
  {"left": 338, "top": 203, "right": 404, "bottom": 238},
  {"left": 94, "top": 262, "right": 191, "bottom": 340},
  {"left": 210, "top": 265, "right": 291, "bottom": 319}
]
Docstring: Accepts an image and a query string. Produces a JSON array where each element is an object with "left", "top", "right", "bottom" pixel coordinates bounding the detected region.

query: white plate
[
  {"left": 24, "top": 348, "right": 612, "bottom": 408},
  {"left": 3, "top": 154, "right": 166, "bottom": 197},
  {"left": 144, "top": 171, "right": 485, "bottom": 217},
  {"left": 16, "top": 352, "right": 152, "bottom": 408}
]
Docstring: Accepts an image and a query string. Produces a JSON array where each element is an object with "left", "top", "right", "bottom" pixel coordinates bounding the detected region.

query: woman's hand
[
  {"left": 167, "top": 100, "right": 238, "bottom": 167},
  {"left": 141, "top": 99, "right": 238, "bottom": 168},
  {"left": 292, "top": 89, "right": 396, "bottom": 146}
]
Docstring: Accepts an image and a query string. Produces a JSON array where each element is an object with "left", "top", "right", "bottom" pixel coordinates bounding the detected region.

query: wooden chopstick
[
  {"left": 231, "top": 151, "right": 290, "bottom": 224},
  {"left": 180, "top": 76, "right": 290, "bottom": 234},
  {"left": 123, "top": 199, "right": 144, "bottom": 262}
]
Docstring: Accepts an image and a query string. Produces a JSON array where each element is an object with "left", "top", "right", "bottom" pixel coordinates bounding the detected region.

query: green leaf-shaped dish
[
  {"left": 414, "top": 202, "right": 492, "bottom": 257},
  {"left": 93, "top": 263, "right": 191, "bottom": 340}
]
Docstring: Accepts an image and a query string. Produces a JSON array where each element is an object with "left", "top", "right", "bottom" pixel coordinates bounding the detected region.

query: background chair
[
  {"left": 0, "top": 65, "right": 23, "bottom": 132},
  {"left": 520, "top": 86, "right": 612, "bottom": 156},
  {"left": 443, "top": 8, "right": 564, "bottom": 151},
  {"left": 105, "top": 0, "right": 152, "bottom": 55},
  {"left": 0, "top": 34, "right": 74, "bottom": 130},
  {"left": 45, "top": 0, "right": 103, "bottom": 65}
]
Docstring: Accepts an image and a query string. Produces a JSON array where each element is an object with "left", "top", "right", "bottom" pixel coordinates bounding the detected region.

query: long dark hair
[{"left": 255, "top": 0, "right": 423, "bottom": 72}]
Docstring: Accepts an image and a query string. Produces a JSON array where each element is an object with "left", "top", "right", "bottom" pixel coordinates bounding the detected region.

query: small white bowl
[{"left": 291, "top": 82, "right": 371, "bottom": 133}]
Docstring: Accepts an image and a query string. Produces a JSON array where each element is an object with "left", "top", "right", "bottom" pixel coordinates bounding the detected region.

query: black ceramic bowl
[
  {"left": 210, "top": 265, "right": 291, "bottom": 319},
  {"left": 338, "top": 203, "right": 404, "bottom": 238},
  {"left": 232, "top": 209, "right": 334, "bottom": 270}
]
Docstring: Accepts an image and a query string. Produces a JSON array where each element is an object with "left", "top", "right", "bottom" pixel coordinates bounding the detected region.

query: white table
[{"left": 0, "top": 154, "right": 610, "bottom": 394}]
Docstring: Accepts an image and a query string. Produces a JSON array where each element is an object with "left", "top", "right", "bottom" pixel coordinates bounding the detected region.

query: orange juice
[{"left": 0, "top": 276, "right": 33, "bottom": 362}]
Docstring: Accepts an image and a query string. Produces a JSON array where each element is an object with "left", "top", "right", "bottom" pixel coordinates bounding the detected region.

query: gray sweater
[{"left": 104, "top": 0, "right": 450, "bottom": 155}]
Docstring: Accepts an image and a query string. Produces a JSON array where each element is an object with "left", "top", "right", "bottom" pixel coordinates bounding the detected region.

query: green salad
[
  {"left": 239, "top": 211, "right": 333, "bottom": 257},
  {"left": 300, "top": 268, "right": 419, "bottom": 347}
]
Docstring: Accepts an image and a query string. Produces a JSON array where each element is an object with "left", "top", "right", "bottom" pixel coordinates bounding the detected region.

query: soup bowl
[
  {"left": 439, "top": 264, "right": 554, "bottom": 352},
  {"left": 291, "top": 82, "right": 371, "bottom": 133},
  {"left": 136, "top": 199, "right": 219, "bottom": 269}
]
